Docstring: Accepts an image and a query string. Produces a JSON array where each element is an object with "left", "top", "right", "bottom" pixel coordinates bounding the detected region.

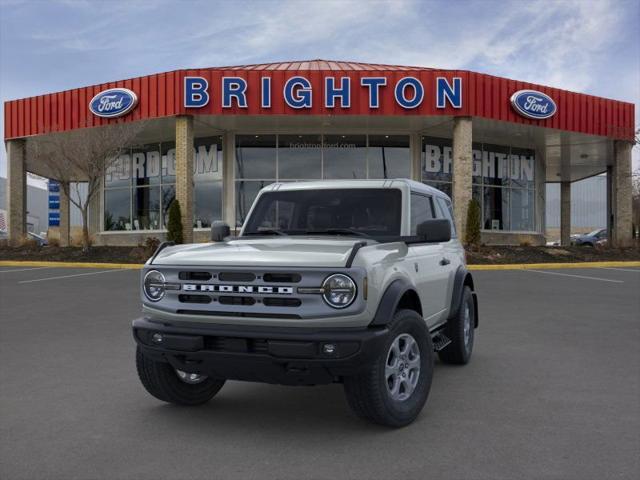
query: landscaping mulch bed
[
  {"left": 1, "top": 243, "right": 638, "bottom": 265},
  {"left": 465, "top": 245, "right": 640, "bottom": 264},
  {"left": 0, "top": 245, "right": 152, "bottom": 264}
]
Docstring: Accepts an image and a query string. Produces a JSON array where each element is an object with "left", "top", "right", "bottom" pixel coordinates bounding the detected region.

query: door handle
[{"left": 439, "top": 258, "right": 450, "bottom": 266}]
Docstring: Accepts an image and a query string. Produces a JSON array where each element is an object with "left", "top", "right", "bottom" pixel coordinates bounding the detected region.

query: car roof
[{"left": 260, "top": 179, "right": 451, "bottom": 201}]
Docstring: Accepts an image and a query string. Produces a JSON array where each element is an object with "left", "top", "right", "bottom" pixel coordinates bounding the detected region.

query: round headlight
[
  {"left": 143, "top": 270, "right": 166, "bottom": 302},
  {"left": 322, "top": 274, "right": 357, "bottom": 309}
]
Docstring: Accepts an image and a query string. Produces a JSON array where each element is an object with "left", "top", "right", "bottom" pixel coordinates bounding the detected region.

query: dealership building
[{"left": 4, "top": 60, "right": 636, "bottom": 246}]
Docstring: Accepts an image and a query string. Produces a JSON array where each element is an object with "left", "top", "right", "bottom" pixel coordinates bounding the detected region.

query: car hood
[{"left": 150, "top": 237, "right": 370, "bottom": 268}]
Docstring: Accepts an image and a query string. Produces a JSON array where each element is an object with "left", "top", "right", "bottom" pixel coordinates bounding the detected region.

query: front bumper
[{"left": 133, "top": 317, "right": 390, "bottom": 386}]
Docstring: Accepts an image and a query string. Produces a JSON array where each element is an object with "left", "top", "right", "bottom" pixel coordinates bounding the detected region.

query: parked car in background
[{"left": 571, "top": 229, "right": 607, "bottom": 247}]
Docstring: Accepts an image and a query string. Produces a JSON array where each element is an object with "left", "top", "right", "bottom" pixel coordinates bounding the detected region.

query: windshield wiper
[
  {"left": 303, "top": 228, "right": 370, "bottom": 238},
  {"left": 243, "top": 229, "right": 288, "bottom": 236}
]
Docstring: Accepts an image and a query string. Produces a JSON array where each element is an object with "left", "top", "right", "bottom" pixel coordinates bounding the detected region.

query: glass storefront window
[
  {"left": 131, "top": 143, "right": 161, "bottom": 187},
  {"left": 510, "top": 188, "right": 535, "bottom": 231},
  {"left": 133, "top": 186, "right": 160, "bottom": 230},
  {"left": 422, "top": 136, "right": 453, "bottom": 183},
  {"left": 235, "top": 135, "right": 277, "bottom": 179},
  {"left": 509, "top": 147, "right": 535, "bottom": 189},
  {"left": 422, "top": 136, "right": 537, "bottom": 232},
  {"left": 105, "top": 153, "right": 131, "bottom": 188},
  {"left": 161, "top": 141, "right": 176, "bottom": 184},
  {"left": 161, "top": 185, "right": 175, "bottom": 227},
  {"left": 278, "top": 134, "right": 322, "bottom": 179},
  {"left": 104, "top": 136, "right": 223, "bottom": 232},
  {"left": 104, "top": 188, "right": 131, "bottom": 231},
  {"left": 323, "top": 134, "right": 366, "bottom": 179},
  {"left": 368, "top": 135, "right": 410, "bottom": 179},
  {"left": 483, "top": 186, "right": 509, "bottom": 231},
  {"left": 194, "top": 136, "right": 223, "bottom": 183},
  {"left": 194, "top": 181, "right": 222, "bottom": 228}
]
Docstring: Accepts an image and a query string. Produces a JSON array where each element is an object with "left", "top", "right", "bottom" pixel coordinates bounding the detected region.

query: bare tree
[{"left": 27, "top": 122, "right": 143, "bottom": 250}]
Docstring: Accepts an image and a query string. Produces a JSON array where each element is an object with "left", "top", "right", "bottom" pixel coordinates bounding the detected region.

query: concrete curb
[{"left": 1, "top": 260, "right": 639, "bottom": 270}]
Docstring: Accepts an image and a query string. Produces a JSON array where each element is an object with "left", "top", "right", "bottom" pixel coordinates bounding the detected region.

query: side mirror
[
  {"left": 417, "top": 219, "right": 451, "bottom": 243},
  {"left": 211, "top": 221, "right": 231, "bottom": 242}
]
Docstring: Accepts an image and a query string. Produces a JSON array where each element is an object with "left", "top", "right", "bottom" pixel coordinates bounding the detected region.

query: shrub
[
  {"left": 465, "top": 198, "right": 482, "bottom": 247},
  {"left": 166, "top": 200, "right": 183, "bottom": 244}
]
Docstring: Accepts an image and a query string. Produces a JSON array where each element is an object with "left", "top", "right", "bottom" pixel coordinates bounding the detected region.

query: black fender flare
[
  {"left": 370, "top": 278, "right": 419, "bottom": 326},
  {"left": 448, "top": 267, "right": 479, "bottom": 327}
]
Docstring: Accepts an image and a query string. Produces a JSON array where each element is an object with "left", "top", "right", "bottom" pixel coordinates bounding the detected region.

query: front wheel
[
  {"left": 136, "top": 347, "right": 225, "bottom": 405},
  {"left": 343, "top": 309, "right": 434, "bottom": 427}
]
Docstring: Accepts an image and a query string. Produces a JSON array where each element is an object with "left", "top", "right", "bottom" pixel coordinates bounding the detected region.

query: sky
[{"left": 1, "top": 0, "right": 639, "bottom": 184}]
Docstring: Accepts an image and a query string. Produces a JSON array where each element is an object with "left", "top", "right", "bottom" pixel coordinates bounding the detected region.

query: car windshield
[
  {"left": 587, "top": 229, "right": 603, "bottom": 237},
  {"left": 242, "top": 188, "right": 402, "bottom": 239}
]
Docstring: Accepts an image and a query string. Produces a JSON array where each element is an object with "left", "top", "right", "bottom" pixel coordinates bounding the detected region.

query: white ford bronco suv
[{"left": 133, "top": 179, "right": 478, "bottom": 427}]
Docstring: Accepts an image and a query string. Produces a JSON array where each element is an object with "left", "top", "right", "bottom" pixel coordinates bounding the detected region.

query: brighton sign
[
  {"left": 183, "top": 75, "right": 464, "bottom": 110},
  {"left": 89, "top": 88, "right": 138, "bottom": 118},
  {"left": 510, "top": 89, "right": 557, "bottom": 120}
]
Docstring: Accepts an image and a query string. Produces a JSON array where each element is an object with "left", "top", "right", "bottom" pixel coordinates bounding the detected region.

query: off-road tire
[
  {"left": 136, "top": 347, "right": 225, "bottom": 405},
  {"left": 438, "top": 286, "right": 475, "bottom": 365},
  {"left": 343, "top": 309, "right": 434, "bottom": 427}
]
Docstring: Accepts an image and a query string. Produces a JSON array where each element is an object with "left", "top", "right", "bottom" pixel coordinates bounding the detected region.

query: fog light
[
  {"left": 323, "top": 343, "right": 336, "bottom": 354},
  {"left": 152, "top": 333, "right": 163, "bottom": 344}
]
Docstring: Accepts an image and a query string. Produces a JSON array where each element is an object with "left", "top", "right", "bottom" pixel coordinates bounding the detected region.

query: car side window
[
  {"left": 436, "top": 197, "right": 457, "bottom": 238},
  {"left": 410, "top": 193, "right": 435, "bottom": 235}
]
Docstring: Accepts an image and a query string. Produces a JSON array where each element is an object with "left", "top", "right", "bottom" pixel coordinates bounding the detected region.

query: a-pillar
[
  {"left": 59, "top": 181, "right": 71, "bottom": 247},
  {"left": 6, "top": 139, "right": 27, "bottom": 245},
  {"left": 560, "top": 181, "right": 571, "bottom": 246},
  {"left": 452, "top": 117, "right": 473, "bottom": 241},
  {"left": 175, "top": 115, "right": 194, "bottom": 243},
  {"left": 610, "top": 141, "right": 633, "bottom": 247}
]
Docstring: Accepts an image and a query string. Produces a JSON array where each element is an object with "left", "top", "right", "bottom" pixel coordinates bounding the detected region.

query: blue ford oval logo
[
  {"left": 89, "top": 88, "right": 138, "bottom": 118},
  {"left": 510, "top": 89, "right": 556, "bottom": 120}
]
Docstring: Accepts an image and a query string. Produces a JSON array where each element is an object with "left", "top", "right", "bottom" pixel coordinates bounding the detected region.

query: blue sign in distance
[
  {"left": 48, "top": 181, "right": 60, "bottom": 193},
  {"left": 48, "top": 211, "right": 60, "bottom": 227},
  {"left": 510, "top": 90, "right": 557, "bottom": 120},
  {"left": 89, "top": 88, "right": 138, "bottom": 118}
]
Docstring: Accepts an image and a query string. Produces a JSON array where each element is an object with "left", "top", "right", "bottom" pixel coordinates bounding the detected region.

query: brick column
[
  {"left": 59, "top": 182, "right": 70, "bottom": 247},
  {"left": 175, "top": 115, "right": 194, "bottom": 243},
  {"left": 452, "top": 117, "right": 473, "bottom": 241},
  {"left": 222, "top": 132, "right": 236, "bottom": 230},
  {"left": 410, "top": 133, "right": 422, "bottom": 182},
  {"left": 611, "top": 141, "right": 633, "bottom": 247},
  {"left": 560, "top": 181, "right": 571, "bottom": 246},
  {"left": 6, "top": 139, "right": 27, "bottom": 245}
]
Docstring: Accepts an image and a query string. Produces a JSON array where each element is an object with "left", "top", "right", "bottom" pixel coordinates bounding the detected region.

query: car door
[
  {"left": 435, "top": 196, "right": 462, "bottom": 319},
  {"left": 408, "top": 192, "right": 449, "bottom": 325}
]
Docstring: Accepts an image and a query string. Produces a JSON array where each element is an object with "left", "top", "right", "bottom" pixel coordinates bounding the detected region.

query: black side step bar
[{"left": 431, "top": 332, "right": 451, "bottom": 352}]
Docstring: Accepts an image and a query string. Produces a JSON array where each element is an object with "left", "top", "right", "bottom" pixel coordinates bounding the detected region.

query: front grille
[
  {"left": 219, "top": 296, "right": 256, "bottom": 306},
  {"left": 219, "top": 272, "right": 256, "bottom": 282},
  {"left": 179, "top": 294, "right": 212, "bottom": 304},
  {"left": 179, "top": 271, "right": 212, "bottom": 281},
  {"left": 263, "top": 273, "right": 301, "bottom": 283},
  {"left": 263, "top": 297, "right": 302, "bottom": 307}
]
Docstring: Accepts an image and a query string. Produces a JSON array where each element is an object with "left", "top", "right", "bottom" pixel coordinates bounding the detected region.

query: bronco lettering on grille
[{"left": 182, "top": 284, "right": 293, "bottom": 294}]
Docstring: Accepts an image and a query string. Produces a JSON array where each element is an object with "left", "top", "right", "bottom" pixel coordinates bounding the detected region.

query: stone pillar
[
  {"left": 452, "top": 117, "right": 473, "bottom": 241},
  {"left": 175, "top": 115, "right": 194, "bottom": 243},
  {"left": 611, "top": 141, "right": 633, "bottom": 247},
  {"left": 59, "top": 181, "right": 70, "bottom": 247},
  {"left": 6, "top": 139, "right": 27, "bottom": 245},
  {"left": 222, "top": 132, "right": 236, "bottom": 231},
  {"left": 560, "top": 181, "right": 571, "bottom": 246}
]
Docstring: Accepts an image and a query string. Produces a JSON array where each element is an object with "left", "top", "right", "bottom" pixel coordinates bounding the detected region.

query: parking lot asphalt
[{"left": 1, "top": 265, "right": 639, "bottom": 480}]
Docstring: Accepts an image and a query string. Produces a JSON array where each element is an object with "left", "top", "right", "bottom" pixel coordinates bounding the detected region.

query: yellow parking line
[{"left": 0, "top": 260, "right": 143, "bottom": 269}]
